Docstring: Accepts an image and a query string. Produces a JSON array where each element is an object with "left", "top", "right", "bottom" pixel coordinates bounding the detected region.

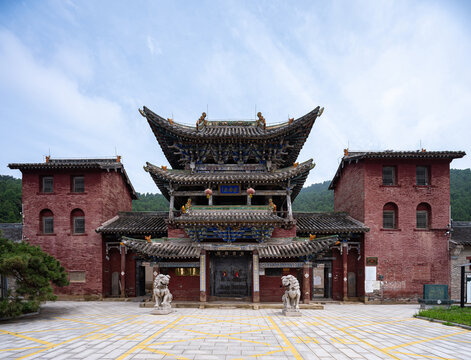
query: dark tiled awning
[
  {"left": 122, "top": 237, "right": 200, "bottom": 258},
  {"left": 294, "top": 212, "right": 368, "bottom": 235},
  {"left": 258, "top": 236, "right": 338, "bottom": 258},
  {"left": 97, "top": 212, "right": 167, "bottom": 236}
]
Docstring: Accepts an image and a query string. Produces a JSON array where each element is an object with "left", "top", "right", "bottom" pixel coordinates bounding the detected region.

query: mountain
[
  {"left": 292, "top": 181, "right": 333, "bottom": 212},
  {"left": 451, "top": 168, "right": 471, "bottom": 221}
]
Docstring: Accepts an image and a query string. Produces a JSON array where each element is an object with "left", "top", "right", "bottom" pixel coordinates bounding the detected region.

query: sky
[{"left": 1, "top": 0, "right": 470, "bottom": 194}]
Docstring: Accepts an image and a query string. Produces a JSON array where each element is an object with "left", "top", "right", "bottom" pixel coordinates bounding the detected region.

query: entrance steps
[{"left": 139, "top": 301, "right": 327, "bottom": 310}]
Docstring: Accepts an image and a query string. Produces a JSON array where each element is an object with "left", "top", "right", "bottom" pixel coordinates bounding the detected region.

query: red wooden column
[
  {"left": 253, "top": 251, "right": 260, "bottom": 303},
  {"left": 303, "top": 262, "right": 312, "bottom": 304},
  {"left": 120, "top": 243, "right": 126, "bottom": 298},
  {"left": 200, "top": 250, "right": 207, "bottom": 302},
  {"left": 342, "top": 241, "right": 348, "bottom": 301}
]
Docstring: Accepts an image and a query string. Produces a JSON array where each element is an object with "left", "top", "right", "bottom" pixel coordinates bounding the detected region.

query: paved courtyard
[{"left": 0, "top": 302, "right": 470, "bottom": 359}]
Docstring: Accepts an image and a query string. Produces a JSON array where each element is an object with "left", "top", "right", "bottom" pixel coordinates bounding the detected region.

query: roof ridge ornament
[
  {"left": 196, "top": 112, "right": 207, "bottom": 131},
  {"left": 256, "top": 112, "right": 266, "bottom": 130}
]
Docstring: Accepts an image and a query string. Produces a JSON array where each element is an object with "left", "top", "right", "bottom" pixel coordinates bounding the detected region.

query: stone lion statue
[
  {"left": 281, "top": 275, "right": 300, "bottom": 311},
  {"left": 153, "top": 274, "right": 173, "bottom": 310}
]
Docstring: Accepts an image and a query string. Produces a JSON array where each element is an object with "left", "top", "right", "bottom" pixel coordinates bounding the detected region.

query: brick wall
[
  {"left": 21, "top": 168, "right": 133, "bottom": 297},
  {"left": 334, "top": 158, "right": 453, "bottom": 300}
]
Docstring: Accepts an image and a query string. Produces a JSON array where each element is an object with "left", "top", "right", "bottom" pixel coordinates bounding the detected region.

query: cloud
[
  {"left": 0, "top": 30, "right": 161, "bottom": 193},
  {"left": 146, "top": 35, "right": 161, "bottom": 56}
]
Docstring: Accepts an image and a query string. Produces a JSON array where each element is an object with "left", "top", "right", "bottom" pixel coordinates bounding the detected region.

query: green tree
[
  {"left": 132, "top": 192, "right": 169, "bottom": 211},
  {"left": 0, "top": 236, "right": 69, "bottom": 317},
  {"left": 0, "top": 175, "right": 22, "bottom": 223}
]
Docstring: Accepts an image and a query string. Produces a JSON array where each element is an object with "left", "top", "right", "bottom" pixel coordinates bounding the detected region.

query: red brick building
[
  {"left": 329, "top": 151, "right": 465, "bottom": 301},
  {"left": 8, "top": 158, "right": 137, "bottom": 298}
]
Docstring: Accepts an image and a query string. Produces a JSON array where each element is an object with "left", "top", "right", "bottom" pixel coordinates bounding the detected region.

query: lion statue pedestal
[
  {"left": 281, "top": 275, "right": 301, "bottom": 317},
  {"left": 151, "top": 274, "right": 174, "bottom": 315}
]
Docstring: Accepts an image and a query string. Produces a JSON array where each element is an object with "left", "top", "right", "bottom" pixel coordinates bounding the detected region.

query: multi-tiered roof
[{"left": 116, "top": 106, "right": 362, "bottom": 257}]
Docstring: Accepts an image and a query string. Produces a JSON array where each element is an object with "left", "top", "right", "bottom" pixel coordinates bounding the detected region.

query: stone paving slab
[{"left": 0, "top": 302, "right": 470, "bottom": 359}]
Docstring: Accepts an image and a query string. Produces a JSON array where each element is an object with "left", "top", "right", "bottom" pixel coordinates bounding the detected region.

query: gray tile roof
[
  {"left": 258, "top": 236, "right": 338, "bottom": 258},
  {"left": 452, "top": 221, "right": 471, "bottom": 245},
  {"left": 329, "top": 150, "right": 466, "bottom": 189},
  {"left": 122, "top": 235, "right": 338, "bottom": 259},
  {"left": 145, "top": 159, "right": 314, "bottom": 207},
  {"left": 0, "top": 223, "right": 22, "bottom": 242},
  {"left": 9, "top": 158, "right": 137, "bottom": 199},
  {"left": 96, "top": 212, "right": 167, "bottom": 236},
  {"left": 142, "top": 106, "right": 320, "bottom": 169},
  {"left": 97, "top": 211, "right": 368, "bottom": 237},
  {"left": 122, "top": 238, "right": 200, "bottom": 258},
  {"left": 294, "top": 212, "right": 369, "bottom": 235},
  {"left": 171, "top": 209, "right": 287, "bottom": 227}
]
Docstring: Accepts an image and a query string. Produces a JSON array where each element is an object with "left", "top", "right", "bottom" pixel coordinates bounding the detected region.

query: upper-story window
[
  {"left": 72, "top": 176, "right": 85, "bottom": 193},
  {"left": 40, "top": 209, "right": 54, "bottom": 234},
  {"left": 416, "top": 203, "right": 431, "bottom": 229},
  {"left": 71, "top": 208, "right": 85, "bottom": 234},
  {"left": 41, "top": 176, "right": 53, "bottom": 193},
  {"left": 416, "top": 166, "right": 430, "bottom": 186},
  {"left": 383, "top": 202, "right": 398, "bottom": 229},
  {"left": 382, "top": 166, "right": 396, "bottom": 185}
]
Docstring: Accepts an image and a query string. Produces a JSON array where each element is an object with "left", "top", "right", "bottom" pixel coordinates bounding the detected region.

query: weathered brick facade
[
  {"left": 10, "top": 159, "right": 135, "bottom": 298},
  {"left": 331, "top": 153, "right": 464, "bottom": 301}
]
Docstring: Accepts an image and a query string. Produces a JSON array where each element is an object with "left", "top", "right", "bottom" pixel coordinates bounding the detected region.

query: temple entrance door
[
  {"left": 347, "top": 272, "right": 357, "bottom": 297},
  {"left": 111, "top": 272, "right": 120, "bottom": 296},
  {"left": 211, "top": 254, "right": 251, "bottom": 299}
]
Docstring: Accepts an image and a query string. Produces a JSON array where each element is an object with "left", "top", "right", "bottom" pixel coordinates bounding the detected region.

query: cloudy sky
[{"left": 1, "top": 0, "right": 470, "bottom": 193}]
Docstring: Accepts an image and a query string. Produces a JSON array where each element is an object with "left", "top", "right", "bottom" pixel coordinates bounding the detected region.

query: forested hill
[
  {"left": 1, "top": 169, "right": 470, "bottom": 222},
  {"left": 0, "top": 175, "right": 22, "bottom": 223}
]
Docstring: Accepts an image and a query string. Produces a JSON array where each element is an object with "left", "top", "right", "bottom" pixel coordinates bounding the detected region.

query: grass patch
[{"left": 416, "top": 306, "right": 471, "bottom": 326}]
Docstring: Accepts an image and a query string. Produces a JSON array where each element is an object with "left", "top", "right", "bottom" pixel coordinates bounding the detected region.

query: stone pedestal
[
  {"left": 282, "top": 309, "right": 302, "bottom": 317},
  {"left": 151, "top": 307, "right": 173, "bottom": 315}
]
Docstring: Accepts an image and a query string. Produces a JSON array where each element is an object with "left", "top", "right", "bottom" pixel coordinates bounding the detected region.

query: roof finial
[
  {"left": 138, "top": 108, "right": 146, "bottom": 117},
  {"left": 344, "top": 148, "right": 349, "bottom": 156}
]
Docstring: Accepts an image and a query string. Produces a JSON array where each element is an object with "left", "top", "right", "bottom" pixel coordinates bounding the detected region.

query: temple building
[
  {"left": 102, "top": 106, "right": 368, "bottom": 303},
  {"left": 10, "top": 107, "right": 464, "bottom": 303}
]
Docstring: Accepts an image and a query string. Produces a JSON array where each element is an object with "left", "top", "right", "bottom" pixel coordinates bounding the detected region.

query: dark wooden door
[{"left": 213, "top": 256, "right": 250, "bottom": 298}]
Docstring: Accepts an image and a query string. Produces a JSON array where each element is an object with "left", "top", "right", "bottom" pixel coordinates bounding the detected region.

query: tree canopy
[{"left": 0, "top": 175, "right": 22, "bottom": 223}]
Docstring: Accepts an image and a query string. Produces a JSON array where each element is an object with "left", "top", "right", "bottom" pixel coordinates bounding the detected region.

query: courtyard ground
[{"left": 0, "top": 302, "right": 470, "bottom": 359}]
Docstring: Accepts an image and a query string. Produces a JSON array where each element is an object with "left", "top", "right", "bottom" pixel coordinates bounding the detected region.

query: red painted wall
[
  {"left": 334, "top": 158, "right": 452, "bottom": 300},
  {"left": 260, "top": 267, "right": 300, "bottom": 302},
  {"left": 21, "top": 168, "right": 133, "bottom": 297}
]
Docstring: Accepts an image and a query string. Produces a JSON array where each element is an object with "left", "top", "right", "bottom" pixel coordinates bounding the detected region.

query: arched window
[
  {"left": 40, "top": 209, "right": 54, "bottom": 234},
  {"left": 71, "top": 208, "right": 85, "bottom": 234},
  {"left": 383, "top": 202, "right": 398, "bottom": 229},
  {"left": 416, "top": 203, "right": 431, "bottom": 229}
]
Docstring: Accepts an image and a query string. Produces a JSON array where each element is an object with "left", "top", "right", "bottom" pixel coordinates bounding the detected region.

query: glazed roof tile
[
  {"left": 142, "top": 106, "right": 321, "bottom": 169},
  {"left": 294, "top": 212, "right": 369, "bottom": 235},
  {"left": 329, "top": 150, "right": 466, "bottom": 189},
  {"left": 9, "top": 158, "right": 137, "bottom": 199},
  {"left": 452, "top": 221, "right": 471, "bottom": 246},
  {"left": 96, "top": 212, "right": 167, "bottom": 236}
]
